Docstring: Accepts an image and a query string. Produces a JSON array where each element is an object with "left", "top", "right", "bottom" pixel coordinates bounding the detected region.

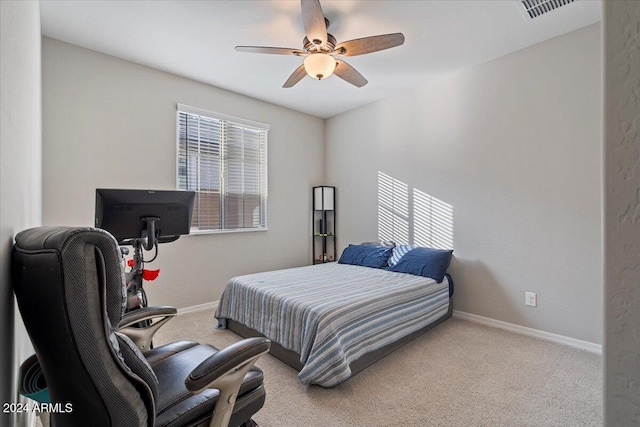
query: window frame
[{"left": 176, "top": 103, "right": 269, "bottom": 235}]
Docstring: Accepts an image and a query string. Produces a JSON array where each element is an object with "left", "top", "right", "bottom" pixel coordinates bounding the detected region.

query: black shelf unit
[{"left": 312, "top": 186, "right": 336, "bottom": 264}]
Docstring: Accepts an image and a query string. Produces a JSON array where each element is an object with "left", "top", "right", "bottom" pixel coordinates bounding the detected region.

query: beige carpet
[{"left": 154, "top": 310, "right": 602, "bottom": 427}]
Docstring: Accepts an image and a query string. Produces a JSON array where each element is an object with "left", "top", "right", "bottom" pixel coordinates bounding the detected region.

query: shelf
[{"left": 312, "top": 186, "right": 337, "bottom": 265}]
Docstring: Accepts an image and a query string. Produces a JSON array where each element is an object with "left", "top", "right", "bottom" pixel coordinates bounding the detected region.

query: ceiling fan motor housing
[{"left": 303, "top": 33, "right": 337, "bottom": 53}]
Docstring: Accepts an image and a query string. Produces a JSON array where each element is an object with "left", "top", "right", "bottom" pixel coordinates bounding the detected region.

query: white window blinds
[{"left": 177, "top": 105, "right": 268, "bottom": 233}]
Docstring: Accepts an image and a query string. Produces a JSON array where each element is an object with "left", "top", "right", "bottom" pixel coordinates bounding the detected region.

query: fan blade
[
  {"left": 334, "top": 60, "right": 367, "bottom": 87},
  {"left": 301, "top": 0, "right": 327, "bottom": 47},
  {"left": 335, "top": 33, "right": 405, "bottom": 57},
  {"left": 283, "top": 64, "right": 307, "bottom": 88},
  {"left": 236, "top": 46, "right": 303, "bottom": 56}
]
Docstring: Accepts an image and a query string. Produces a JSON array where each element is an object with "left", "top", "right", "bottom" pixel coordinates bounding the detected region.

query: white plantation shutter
[{"left": 177, "top": 104, "right": 268, "bottom": 232}]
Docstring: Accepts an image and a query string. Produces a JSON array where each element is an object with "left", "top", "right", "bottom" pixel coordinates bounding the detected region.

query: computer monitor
[{"left": 95, "top": 189, "right": 195, "bottom": 246}]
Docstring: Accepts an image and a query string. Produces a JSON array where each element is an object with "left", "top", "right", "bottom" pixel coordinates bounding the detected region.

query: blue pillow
[
  {"left": 338, "top": 244, "right": 393, "bottom": 269},
  {"left": 387, "top": 247, "right": 453, "bottom": 282},
  {"left": 387, "top": 245, "right": 416, "bottom": 267}
]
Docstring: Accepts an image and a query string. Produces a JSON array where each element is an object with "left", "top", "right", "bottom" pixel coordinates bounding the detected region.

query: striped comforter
[{"left": 215, "top": 262, "right": 450, "bottom": 387}]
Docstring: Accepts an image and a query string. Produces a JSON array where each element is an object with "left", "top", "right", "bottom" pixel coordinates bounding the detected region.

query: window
[{"left": 177, "top": 104, "right": 268, "bottom": 233}]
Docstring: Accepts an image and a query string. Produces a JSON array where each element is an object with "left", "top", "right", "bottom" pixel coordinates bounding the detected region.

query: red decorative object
[
  {"left": 142, "top": 269, "right": 160, "bottom": 281},
  {"left": 126, "top": 259, "right": 160, "bottom": 281}
]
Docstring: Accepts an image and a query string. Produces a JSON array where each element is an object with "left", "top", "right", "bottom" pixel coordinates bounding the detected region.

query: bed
[{"left": 215, "top": 246, "right": 453, "bottom": 388}]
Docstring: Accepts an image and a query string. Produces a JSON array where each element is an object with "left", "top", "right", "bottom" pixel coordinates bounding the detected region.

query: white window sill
[{"left": 187, "top": 227, "right": 268, "bottom": 236}]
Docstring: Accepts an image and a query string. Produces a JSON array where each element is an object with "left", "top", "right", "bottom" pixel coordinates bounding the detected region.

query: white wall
[
  {"left": 326, "top": 24, "right": 602, "bottom": 344},
  {"left": 0, "top": 2, "right": 42, "bottom": 426},
  {"left": 603, "top": 1, "right": 640, "bottom": 423},
  {"left": 42, "top": 38, "right": 325, "bottom": 308}
]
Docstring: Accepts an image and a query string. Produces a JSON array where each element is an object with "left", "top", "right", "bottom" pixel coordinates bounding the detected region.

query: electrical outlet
[{"left": 525, "top": 292, "right": 537, "bottom": 307}]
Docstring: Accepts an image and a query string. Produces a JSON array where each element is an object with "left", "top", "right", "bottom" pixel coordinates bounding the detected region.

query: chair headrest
[
  {"left": 15, "top": 226, "right": 110, "bottom": 251},
  {"left": 14, "top": 226, "right": 127, "bottom": 326}
]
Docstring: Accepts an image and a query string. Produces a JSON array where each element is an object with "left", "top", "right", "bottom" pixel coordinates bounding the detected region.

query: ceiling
[{"left": 40, "top": 1, "right": 601, "bottom": 119}]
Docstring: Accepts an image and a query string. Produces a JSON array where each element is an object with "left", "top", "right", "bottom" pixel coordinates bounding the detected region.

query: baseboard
[
  {"left": 452, "top": 310, "right": 602, "bottom": 354},
  {"left": 177, "top": 300, "right": 219, "bottom": 315},
  {"left": 175, "top": 304, "right": 601, "bottom": 353}
]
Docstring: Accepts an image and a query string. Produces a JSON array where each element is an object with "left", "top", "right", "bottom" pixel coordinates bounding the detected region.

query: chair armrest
[
  {"left": 186, "top": 337, "right": 270, "bottom": 427},
  {"left": 118, "top": 306, "right": 177, "bottom": 329},
  {"left": 118, "top": 306, "right": 177, "bottom": 352},
  {"left": 186, "top": 337, "right": 270, "bottom": 391}
]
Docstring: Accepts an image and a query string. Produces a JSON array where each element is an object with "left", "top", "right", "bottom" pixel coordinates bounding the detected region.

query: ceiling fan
[{"left": 235, "top": 0, "right": 405, "bottom": 88}]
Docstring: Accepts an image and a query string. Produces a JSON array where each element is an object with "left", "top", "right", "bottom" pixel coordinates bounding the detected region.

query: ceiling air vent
[{"left": 518, "top": 0, "right": 575, "bottom": 19}]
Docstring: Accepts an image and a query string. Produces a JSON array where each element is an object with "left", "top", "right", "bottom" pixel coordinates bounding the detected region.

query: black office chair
[{"left": 12, "top": 226, "right": 270, "bottom": 427}]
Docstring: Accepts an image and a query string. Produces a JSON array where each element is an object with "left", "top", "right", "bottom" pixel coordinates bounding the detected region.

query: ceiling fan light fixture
[{"left": 304, "top": 53, "right": 336, "bottom": 80}]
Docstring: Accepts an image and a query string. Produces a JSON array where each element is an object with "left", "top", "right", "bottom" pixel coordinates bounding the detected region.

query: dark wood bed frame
[{"left": 222, "top": 299, "right": 453, "bottom": 380}]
